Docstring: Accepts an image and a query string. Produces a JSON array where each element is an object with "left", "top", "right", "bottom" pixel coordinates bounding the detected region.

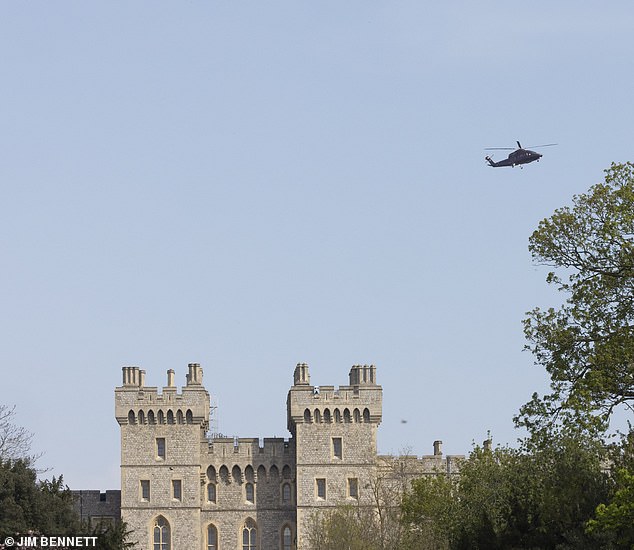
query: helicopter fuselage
[
  {"left": 486, "top": 149, "right": 542, "bottom": 168},
  {"left": 486, "top": 148, "right": 542, "bottom": 168}
]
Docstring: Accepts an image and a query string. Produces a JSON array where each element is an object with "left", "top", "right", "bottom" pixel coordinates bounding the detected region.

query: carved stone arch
[
  {"left": 303, "top": 408, "right": 312, "bottom": 423},
  {"left": 138, "top": 409, "right": 146, "bottom": 424},
  {"left": 241, "top": 517, "right": 258, "bottom": 550},
  {"left": 245, "top": 465, "right": 255, "bottom": 482},
  {"left": 157, "top": 410, "right": 165, "bottom": 424},
  {"left": 363, "top": 408, "right": 370, "bottom": 423},
  {"left": 147, "top": 410, "right": 156, "bottom": 424},
  {"left": 176, "top": 409, "right": 184, "bottom": 424},
  {"left": 314, "top": 408, "right": 322, "bottom": 423},
  {"left": 128, "top": 410, "right": 136, "bottom": 424},
  {"left": 353, "top": 408, "right": 361, "bottom": 423},
  {"left": 206, "top": 523, "right": 218, "bottom": 549},
  {"left": 232, "top": 464, "right": 243, "bottom": 484},
  {"left": 269, "top": 464, "right": 279, "bottom": 480},
  {"left": 282, "top": 464, "right": 292, "bottom": 479},
  {"left": 186, "top": 409, "right": 193, "bottom": 424},
  {"left": 334, "top": 408, "right": 342, "bottom": 423},
  {"left": 323, "top": 408, "right": 331, "bottom": 423},
  {"left": 281, "top": 523, "right": 296, "bottom": 550},
  {"left": 207, "top": 465, "right": 217, "bottom": 482},
  {"left": 219, "top": 465, "right": 230, "bottom": 484},
  {"left": 151, "top": 515, "right": 170, "bottom": 550},
  {"left": 167, "top": 410, "right": 174, "bottom": 424},
  {"left": 257, "top": 464, "right": 267, "bottom": 483},
  {"left": 343, "top": 408, "right": 351, "bottom": 423}
]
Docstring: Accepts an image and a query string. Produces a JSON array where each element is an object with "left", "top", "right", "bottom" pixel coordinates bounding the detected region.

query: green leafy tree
[
  {"left": 401, "top": 436, "right": 611, "bottom": 550},
  {"left": 517, "top": 162, "right": 634, "bottom": 435},
  {"left": 586, "top": 468, "right": 634, "bottom": 548}
]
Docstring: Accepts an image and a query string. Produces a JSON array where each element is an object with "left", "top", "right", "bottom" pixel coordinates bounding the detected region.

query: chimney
[
  {"left": 293, "top": 363, "right": 310, "bottom": 386},
  {"left": 433, "top": 440, "right": 443, "bottom": 456},
  {"left": 186, "top": 363, "right": 203, "bottom": 386},
  {"left": 167, "top": 369, "right": 175, "bottom": 387}
]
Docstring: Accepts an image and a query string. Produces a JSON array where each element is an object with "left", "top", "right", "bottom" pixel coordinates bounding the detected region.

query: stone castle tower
[
  {"left": 114, "top": 362, "right": 458, "bottom": 550},
  {"left": 287, "top": 363, "right": 382, "bottom": 548}
]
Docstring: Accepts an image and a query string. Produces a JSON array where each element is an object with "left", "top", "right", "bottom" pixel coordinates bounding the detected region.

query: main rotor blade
[
  {"left": 527, "top": 143, "right": 558, "bottom": 148},
  {"left": 484, "top": 147, "right": 514, "bottom": 150}
]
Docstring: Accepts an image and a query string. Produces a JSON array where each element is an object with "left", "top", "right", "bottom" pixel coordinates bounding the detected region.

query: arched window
[
  {"left": 207, "top": 524, "right": 218, "bottom": 550},
  {"left": 245, "top": 482, "right": 255, "bottom": 503},
  {"left": 138, "top": 410, "right": 146, "bottom": 424},
  {"left": 176, "top": 410, "right": 184, "bottom": 424},
  {"left": 128, "top": 410, "right": 136, "bottom": 424},
  {"left": 303, "top": 409, "right": 311, "bottom": 423},
  {"left": 269, "top": 465, "right": 279, "bottom": 480},
  {"left": 353, "top": 408, "right": 361, "bottom": 423},
  {"left": 363, "top": 408, "right": 370, "bottom": 423},
  {"left": 219, "top": 465, "right": 230, "bottom": 484},
  {"left": 282, "top": 465, "right": 292, "bottom": 479},
  {"left": 232, "top": 465, "right": 242, "bottom": 484},
  {"left": 343, "top": 408, "right": 351, "bottom": 423},
  {"left": 153, "top": 516, "right": 170, "bottom": 550},
  {"left": 282, "top": 482, "right": 291, "bottom": 503},
  {"left": 186, "top": 409, "right": 193, "bottom": 424},
  {"left": 242, "top": 518, "right": 257, "bottom": 550},
  {"left": 207, "top": 483, "right": 216, "bottom": 503},
  {"left": 334, "top": 409, "right": 342, "bottom": 423},
  {"left": 167, "top": 410, "right": 174, "bottom": 424},
  {"left": 257, "top": 465, "right": 266, "bottom": 482},
  {"left": 207, "top": 465, "right": 217, "bottom": 482},
  {"left": 148, "top": 410, "right": 156, "bottom": 424},
  {"left": 158, "top": 410, "right": 165, "bottom": 424},
  {"left": 282, "top": 525, "right": 293, "bottom": 550},
  {"left": 245, "top": 465, "right": 255, "bottom": 482},
  {"left": 323, "top": 408, "right": 331, "bottom": 423},
  {"left": 314, "top": 409, "right": 321, "bottom": 423}
]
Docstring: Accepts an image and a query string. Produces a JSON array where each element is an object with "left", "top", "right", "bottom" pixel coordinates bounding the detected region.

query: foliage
[
  {"left": 305, "top": 455, "right": 434, "bottom": 550},
  {"left": 401, "top": 435, "right": 612, "bottom": 549},
  {"left": 518, "top": 162, "right": 634, "bottom": 435},
  {"left": 586, "top": 468, "right": 634, "bottom": 548},
  {"left": 0, "top": 458, "right": 134, "bottom": 550}
]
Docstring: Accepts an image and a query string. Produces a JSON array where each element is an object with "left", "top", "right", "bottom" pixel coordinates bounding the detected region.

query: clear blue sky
[{"left": 1, "top": 2, "right": 633, "bottom": 489}]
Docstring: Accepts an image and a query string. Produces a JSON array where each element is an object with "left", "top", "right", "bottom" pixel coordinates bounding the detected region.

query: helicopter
[{"left": 485, "top": 141, "right": 557, "bottom": 168}]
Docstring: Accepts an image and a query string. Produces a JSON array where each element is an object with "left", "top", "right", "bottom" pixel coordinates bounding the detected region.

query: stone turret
[
  {"left": 287, "top": 363, "right": 383, "bottom": 548},
  {"left": 115, "top": 364, "right": 211, "bottom": 550}
]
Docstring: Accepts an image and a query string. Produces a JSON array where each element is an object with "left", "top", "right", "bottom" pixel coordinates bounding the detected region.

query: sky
[{"left": 1, "top": 1, "right": 633, "bottom": 490}]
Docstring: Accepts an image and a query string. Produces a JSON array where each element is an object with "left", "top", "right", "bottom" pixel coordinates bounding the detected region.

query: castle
[{"left": 103, "top": 362, "right": 463, "bottom": 550}]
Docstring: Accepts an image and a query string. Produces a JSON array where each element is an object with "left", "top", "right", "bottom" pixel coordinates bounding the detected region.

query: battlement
[
  {"left": 115, "top": 364, "right": 210, "bottom": 428},
  {"left": 287, "top": 363, "right": 382, "bottom": 433},
  {"left": 377, "top": 441, "right": 465, "bottom": 477},
  {"left": 207, "top": 437, "right": 295, "bottom": 459}
]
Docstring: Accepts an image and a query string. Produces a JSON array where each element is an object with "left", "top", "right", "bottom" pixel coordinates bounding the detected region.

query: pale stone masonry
[{"left": 113, "top": 362, "right": 463, "bottom": 550}]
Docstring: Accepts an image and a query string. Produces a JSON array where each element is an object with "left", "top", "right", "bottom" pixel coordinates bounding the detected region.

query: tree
[
  {"left": 304, "top": 455, "right": 434, "bottom": 550},
  {"left": 517, "top": 162, "right": 634, "bottom": 435},
  {"left": 401, "top": 436, "right": 612, "bottom": 550},
  {"left": 0, "top": 405, "right": 36, "bottom": 462},
  {"left": 586, "top": 468, "right": 634, "bottom": 548},
  {"left": 0, "top": 458, "right": 135, "bottom": 550}
]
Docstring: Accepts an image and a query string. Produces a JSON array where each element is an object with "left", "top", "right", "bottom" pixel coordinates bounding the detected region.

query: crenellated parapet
[
  {"left": 115, "top": 364, "right": 210, "bottom": 430},
  {"left": 287, "top": 363, "right": 382, "bottom": 434}
]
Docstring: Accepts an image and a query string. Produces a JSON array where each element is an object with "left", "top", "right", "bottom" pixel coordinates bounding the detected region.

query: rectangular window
[
  {"left": 156, "top": 438, "right": 166, "bottom": 460},
  {"left": 140, "top": 480, "right": 150, "bottom": 501},
  {"left": 348, "top": 478, "right": 358, "bottom": 499},
  {"left": 316, "top": 478, "right": 326, "bottom": 500},
  {"left": 172, "top": 479, "right": 182, "bottom": 501},
  {"left": 332, "top": 437, "right": 342, "bottom": 459}
]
